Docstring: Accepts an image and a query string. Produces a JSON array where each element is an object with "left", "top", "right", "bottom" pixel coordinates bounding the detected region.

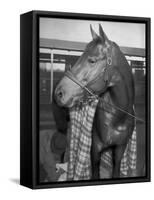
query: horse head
[{"left": 55, "top": 24, "right": 132, "bottom": 107}]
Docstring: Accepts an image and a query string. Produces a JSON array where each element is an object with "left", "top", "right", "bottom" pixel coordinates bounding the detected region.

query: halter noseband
[{"left": 65, "top": 70, "right": 98, "bottom": 99}]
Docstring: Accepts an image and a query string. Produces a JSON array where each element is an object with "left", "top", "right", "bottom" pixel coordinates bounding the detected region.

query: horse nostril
[
  {"left": 59, "top": 91, "right": 63, "bottom": 98},
  {"left": 57, "top": 89, "right": 63, "bottom": 99}
]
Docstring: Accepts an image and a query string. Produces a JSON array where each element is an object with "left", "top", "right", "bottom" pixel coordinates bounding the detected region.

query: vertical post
[{"left": 50, "top": 49, "right": 53, "bottom": 103}]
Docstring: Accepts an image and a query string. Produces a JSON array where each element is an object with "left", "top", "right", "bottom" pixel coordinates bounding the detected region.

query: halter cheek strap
[
  {"left": 103, "top": 57, "right": 112, "bottom": 82},
  {"left": 107, "top": 57, "right": 112, "bottom": 66},
  {"left": 86, "top": 55, "right": 112, "bottom": 96}
]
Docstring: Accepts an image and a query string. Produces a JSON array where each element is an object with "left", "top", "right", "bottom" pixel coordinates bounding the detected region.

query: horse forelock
[{"left": 71, "top": 38, "right": 103, "bottom": 73}]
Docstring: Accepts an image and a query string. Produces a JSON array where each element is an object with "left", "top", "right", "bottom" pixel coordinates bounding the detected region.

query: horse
[{"left": 54, "top": 24, "right": 135, "bottom": 179}]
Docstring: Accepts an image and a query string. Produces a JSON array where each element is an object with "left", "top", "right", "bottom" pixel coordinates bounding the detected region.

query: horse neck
[
  {"left": 109, "top": 80, "right": 129, "bottom": 112},
  {"left": 110, "top": 44, "right": 135, "bottom": 110}
]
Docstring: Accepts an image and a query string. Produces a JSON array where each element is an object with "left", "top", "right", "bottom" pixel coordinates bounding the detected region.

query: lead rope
[{"left": 65, "top": 71, "right": 145, "bottom": 123}]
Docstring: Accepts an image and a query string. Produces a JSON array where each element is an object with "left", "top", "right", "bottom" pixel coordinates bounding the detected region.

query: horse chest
[{"left": 94, "top": 94, "right": 128, "bottom": 146}]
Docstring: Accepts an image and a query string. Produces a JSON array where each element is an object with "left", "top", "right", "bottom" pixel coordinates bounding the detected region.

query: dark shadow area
[{"left": 9, "top": 178, "right": 20, "bottom": 185}]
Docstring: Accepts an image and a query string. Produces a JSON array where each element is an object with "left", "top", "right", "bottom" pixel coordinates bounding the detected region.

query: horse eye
[
  {"left": 82, "top": 78, "right": 87, "bottom": 85},
  {"left": 88, "top": 58, "right": 96, "bottom": 64}
]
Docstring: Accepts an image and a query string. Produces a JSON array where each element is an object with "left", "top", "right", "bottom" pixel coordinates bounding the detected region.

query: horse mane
[{"left": 112, "top": 42, "right": 135, "bottom": 104}]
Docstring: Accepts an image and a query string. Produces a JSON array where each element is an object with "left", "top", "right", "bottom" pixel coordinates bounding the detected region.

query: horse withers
[{"left": 54, "top": 24, "right": 135, "bottom": 179}]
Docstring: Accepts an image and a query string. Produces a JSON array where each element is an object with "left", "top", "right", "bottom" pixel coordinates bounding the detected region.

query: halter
[
  {"left": 65, "top": 70, "right": 98, "bottom": 98},
  {"left": 64, "top": 49, "right": 145, "bottom": 123},
  {"left": 65, "top": 55, "right": 112, "bottom": 99}
]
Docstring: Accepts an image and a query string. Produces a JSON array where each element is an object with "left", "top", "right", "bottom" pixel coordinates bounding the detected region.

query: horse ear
[
  {"left": 99, "top": 24, "right": 109, "bottom": 44},
  {"left": 90, "top": 25, "right": 99, "bottom": 40}
]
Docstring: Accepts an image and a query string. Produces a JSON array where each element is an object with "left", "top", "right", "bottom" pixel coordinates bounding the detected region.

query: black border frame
[{"left": 20, "top": 10, "right": 151, "bottom": 189}]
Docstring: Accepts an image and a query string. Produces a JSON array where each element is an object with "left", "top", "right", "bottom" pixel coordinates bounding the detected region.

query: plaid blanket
[
  {"left": 67, "top": 99, "right": 98, "bottom": 180},
  {"left": 101, "top": 126, "right": 137, "bottom": 177},
  {"left": 67, "top": 99, "right": 137, "bottom": 180}
]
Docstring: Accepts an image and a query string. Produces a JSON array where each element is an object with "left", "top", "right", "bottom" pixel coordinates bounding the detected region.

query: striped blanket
[{"left": 67, "top": 99, "right": 137, "bottom": 181}]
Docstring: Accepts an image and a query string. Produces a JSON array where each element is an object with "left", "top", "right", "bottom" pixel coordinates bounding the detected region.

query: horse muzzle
[{"left": 54, "top": 85, "right": 74, "bottom": 107}]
